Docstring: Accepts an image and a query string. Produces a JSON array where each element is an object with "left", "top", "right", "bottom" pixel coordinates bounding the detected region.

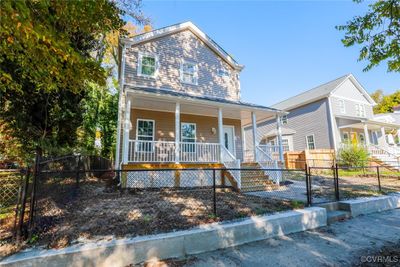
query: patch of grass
[
  {"left": 290, "top": 200, "right": 304, "bottom": 209},
  {"left": 0, "top": 205, "right": 15, "bottom": 220}
]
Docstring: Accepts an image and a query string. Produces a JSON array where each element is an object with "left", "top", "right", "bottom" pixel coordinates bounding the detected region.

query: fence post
[
  {"left": 76, "top": 155, "right": 81, "bottom": 187},
  {"left": 335, "top": 163, "right": 340, "bottom": 201},
  {"left": 376, "top": 166, "right": 382, "bottom": 192},
  {"left": 16, "top": 169, "right": 30, "bottom": 242},
  {"left": 28, "top": 151, "right": 41, "bottom": 233},
  {"left": 213, "top": 169, "right": 217, "bottom": 216},
  {"left": 304, "top": 163, "right": 310, "bottom": 207}
]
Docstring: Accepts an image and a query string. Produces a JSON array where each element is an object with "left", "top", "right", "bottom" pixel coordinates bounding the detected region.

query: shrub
[{"left": 338, "top": 145, "right": 369, "bottom": 167}]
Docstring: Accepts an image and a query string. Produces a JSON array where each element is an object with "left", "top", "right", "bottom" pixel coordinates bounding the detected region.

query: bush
[{"left": 338, "top": 145, "right": 369, "bottom": 167}]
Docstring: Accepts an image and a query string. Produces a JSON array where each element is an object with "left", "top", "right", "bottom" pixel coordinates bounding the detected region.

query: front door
[
  {"left": 350, "top": 132, "right": 358, "bottom": 145},
  {"left": 223, "top": 125, "right": 235, "bottom": 155}
]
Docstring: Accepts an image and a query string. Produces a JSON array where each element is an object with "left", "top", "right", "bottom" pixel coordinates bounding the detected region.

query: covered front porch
[{"left": 117, "top": 87, "right": 286, "bottom": 167}]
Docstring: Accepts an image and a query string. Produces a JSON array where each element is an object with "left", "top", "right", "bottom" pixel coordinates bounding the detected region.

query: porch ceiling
[
  {"left": 126, "top": 91, "right": 278, "bottom": 125},
  {"left": 337, "top": 120, "right": 399, "bottom": 130}
]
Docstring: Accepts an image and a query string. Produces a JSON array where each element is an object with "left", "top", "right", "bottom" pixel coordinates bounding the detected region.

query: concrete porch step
[{"left": 327, "top": 210, "right": 351, "bottom": 224}]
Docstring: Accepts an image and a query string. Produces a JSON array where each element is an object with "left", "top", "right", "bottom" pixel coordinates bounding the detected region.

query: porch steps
[
  {"left": 240, "top": 162, "right": 277, "bottom": 192},
  {"left": 370, "top": 156, "right": 400, "bottom": 171}
]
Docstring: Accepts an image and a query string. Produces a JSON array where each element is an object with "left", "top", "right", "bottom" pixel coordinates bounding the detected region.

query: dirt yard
[{"left": 0, "top": 177, "right": 302, "bottom": 257}]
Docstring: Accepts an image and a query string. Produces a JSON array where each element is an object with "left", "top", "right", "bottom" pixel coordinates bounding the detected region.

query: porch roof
[
  {"left": 126, "top": 86, "right": 282, "bottom": 112},
  {"left": 337, "top": 116, "right": 400, "bottom": 130},
  {"left": 125, "top": 86, "right": 285, "bottom": 124}
]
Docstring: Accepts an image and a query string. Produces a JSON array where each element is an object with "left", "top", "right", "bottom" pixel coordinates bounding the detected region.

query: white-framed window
[
  {"left": 137, "top": 52, "right": 158, "bottom": 78},
  {"left": 136, "top": 119, "right": 155, "bottom": 151},
  {"left": 217, "top": 68, "right": 230, "bottom": 78},
  {"left": 358, "top": 133, "right": 365, "bottom": 144},
  {"left": 281, "top": 138, "right": 290, "bottom": 151},
  {"left": 338, "top": 99, "right": 346, "bottom": 114},
  {"left": 355, "top": 104, "right": 366, "bottom": 117},
  {"left": 342, "top": 132, "right": 350, "bottom": 143},
  {"left": 181, "top": 122, "right": 196, "bottom": 152},
  {"left": 280, "top": 115, "right": 288, "bottom": 124},
  {"left": 306, "top": 134, "right": 316, "bottom": 150},
  {"left": 180, "top": 60, "right": 198, "bottom": 85}
]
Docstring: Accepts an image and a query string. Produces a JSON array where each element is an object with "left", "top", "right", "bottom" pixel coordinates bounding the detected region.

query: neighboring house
[
  {"left": 115, "top": 22, "right": 286, "bottom": 190},
  {"left": 246, "top": 74, "right": 400, "bottom": 167}
]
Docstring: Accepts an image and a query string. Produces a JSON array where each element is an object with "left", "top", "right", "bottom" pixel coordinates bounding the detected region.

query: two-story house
[
  {"left": 246, "top": 74, "right": 400, "bottom": 167},
  {"left": 114, "top": 22, "right": 286, "bottom": 190}
]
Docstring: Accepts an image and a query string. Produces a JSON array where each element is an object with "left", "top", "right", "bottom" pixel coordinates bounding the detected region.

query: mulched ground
[{"left": 1, "top": 176, "right": 300, "bottom": 254}]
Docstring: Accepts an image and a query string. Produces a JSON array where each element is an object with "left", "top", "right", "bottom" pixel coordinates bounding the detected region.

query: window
[
  {"left": 280, "top": 115, "right": 288, "bottom": 124},
  {"left": 136, "top": 119, "right": 154, "bottom": 151},
  {"left": 342, "top": 132, "right": 349, "bottom": 143},
  {"left": 138, "top": 53, "right": 158, "bottom": 77},
  {"left": 218, "top": 68, "right": 230, "bottom": 78},
  {"left": 359, "top": 133, "right": 365, "bottom": 144},
  {"left": 306, "top": 135, "right": 315, "bottom": 150},
  {"left": 181, "top": 123, "right": 196, "bottom": 152},
  {"left": 355, "top": 104, "right": 366, "bottom": 117},
  {"left": 338, "top": 99, "right": 346, "bottom": 114},
  {"left": 181, "top": 61, "right": 198, "bottom": 85},
  {"left": 282, "top": 138, "right": 289, "bottom": 151}
]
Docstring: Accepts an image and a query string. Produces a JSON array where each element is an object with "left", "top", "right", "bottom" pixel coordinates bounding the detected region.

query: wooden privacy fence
[{"left": 284, "top": 149, "right": 336, "bottom": 169}]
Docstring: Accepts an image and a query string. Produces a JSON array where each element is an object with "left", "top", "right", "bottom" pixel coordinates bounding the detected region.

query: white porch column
[
  {"left": 397, "top": 129, "right": 400, "bottom": 145},
  {"left": 381, "top": 126, "right": 387, "bottom": 147},
  {"left": 363, "top": 123, "right": 370, "bottom": 146},
  {"left": 276, "top": 115, "right": 285, "bottom": 163},
  {"left": 175, "top": 102, "right": 180, "bottom": 163},
  {"left": 122, "top": 99, "right": 131, "bottom": 164},
  {"left": 251, "top": 112, "right": 257, "bottom": 161},
  {"left": 218, "top": 107, "right": 224, "bottom": 162}
]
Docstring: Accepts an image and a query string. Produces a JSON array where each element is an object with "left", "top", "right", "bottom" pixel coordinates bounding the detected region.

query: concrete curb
[
  {"left": 339, "top": 194, "right": 400, "bottom": 217},
  {"left": 0, "top": 207, "right": 326, "bottom": 267}
]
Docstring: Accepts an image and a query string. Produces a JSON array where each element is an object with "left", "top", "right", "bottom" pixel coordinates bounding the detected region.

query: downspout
[{"left": 114, "top": 43, "right": 127, "bottom": 170}]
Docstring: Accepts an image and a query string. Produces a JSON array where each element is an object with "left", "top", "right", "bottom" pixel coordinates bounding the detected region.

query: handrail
[
  {"left": 256, "top": 146, "right": 282, "bottom": 184},
  {"left": 368, "top": 144, "right": 399, "bottom": 159},
  {"left": 221, "top": 146, "right": 241, "bottom": 189}
]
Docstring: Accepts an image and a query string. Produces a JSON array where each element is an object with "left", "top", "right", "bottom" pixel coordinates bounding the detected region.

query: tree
[
  {"left": 336, "top": 0, "right": 400, "bottom": 72},
  {"left": 0, "top": 0, "right": 125, "bottom": 162},
  {"left": 371, "top": 90, "right": 400, "bottom": 113}
]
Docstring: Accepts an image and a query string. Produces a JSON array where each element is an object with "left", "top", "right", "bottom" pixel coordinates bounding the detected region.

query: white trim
[
  {"left": 223, "top": 125, "right": 236, "bottom": 156},
  {"left": 327, "top": 97, "right": 338, "bottom": 151},
  {"left": 120, "top": 21, "right": 244, "bottom": 71},
  {"left": 180, "top": 60, "right": 198, "bottom": 85},
  {"left": 306, "top": 134, "right": 316, "bottom": 150},
  {"left": 137, "top": 52, "right": 159, "bottom": 78},
  {"left": 338, "top": 99, "right": 346, "bottom": 114}
]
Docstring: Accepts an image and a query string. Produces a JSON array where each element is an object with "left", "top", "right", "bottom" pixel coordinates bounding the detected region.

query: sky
[{"left": 137, "top": 0, "right": 399, "bottom": 106}]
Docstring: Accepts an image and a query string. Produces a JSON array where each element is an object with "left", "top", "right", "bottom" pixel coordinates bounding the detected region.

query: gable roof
[
  {"left": 120, "top": 21, "right": 244, "bottom": 71},
  {"left": 271, "top": 74, "right": 376, "bottom": 111}
]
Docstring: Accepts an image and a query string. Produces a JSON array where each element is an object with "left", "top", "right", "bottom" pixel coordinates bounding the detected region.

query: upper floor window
[
  {"left": 338, "top": 99, "right": 346, "bottom": 114},
  {"left": 138, "top": 52, "right": 158, "bottom": 78},
  {"left": 180, "top": 61, "right": 198, "bottom": 85},
  {"left": 355, "top": 104, "right": 365, "bottom": 117},
  {"left": 217, "top": 68, "right": 230, "bottom": 78},
  {"left": 306, "top": 134, "right": 316, "bottom": 150},
  {"left": 280, "top": 115, "right": 288, "bottom": 124}
]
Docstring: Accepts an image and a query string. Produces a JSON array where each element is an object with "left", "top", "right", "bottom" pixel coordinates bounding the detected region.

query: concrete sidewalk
[{"left": 186, "top": 209, "right": 400, "bottom": 267}]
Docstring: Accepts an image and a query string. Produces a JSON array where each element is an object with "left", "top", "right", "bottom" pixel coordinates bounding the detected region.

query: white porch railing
[
  {"left": 128, "top": 140, "right": 176, "bottom": 162},
  {"left": 221, "top": 146, "right": 241, "bottom": 189},
  {"left": 179, "top": 142, "right": 220, "bottom": 163},
  {"left": 256, "top": 146, "right": 282, "bottom": 184},
  {"left": 128, "top": 140, "right": 221, "bottom": 163}
]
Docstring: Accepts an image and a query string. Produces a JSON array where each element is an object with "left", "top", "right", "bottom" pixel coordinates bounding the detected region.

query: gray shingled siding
[
  {"left": 245, "top": 99, "right": 333, "bottom": 151},
  {"left": 124, "top": 30, "right": 240, "bottom": 101}
]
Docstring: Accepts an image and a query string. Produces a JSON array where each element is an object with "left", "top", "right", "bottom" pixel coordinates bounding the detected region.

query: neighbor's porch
[{"left": 117, "top": 88, "right": 285, "bottom": 166}]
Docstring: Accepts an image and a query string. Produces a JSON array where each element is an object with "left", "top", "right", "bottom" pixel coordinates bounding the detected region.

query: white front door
[{"left": 223, "top": 125, "right": 235, "bottom": 155}]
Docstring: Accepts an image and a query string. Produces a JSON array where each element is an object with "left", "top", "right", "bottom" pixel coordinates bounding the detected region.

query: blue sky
[{"left": 137, "top": 0, "right": 399, "bottom": 106}]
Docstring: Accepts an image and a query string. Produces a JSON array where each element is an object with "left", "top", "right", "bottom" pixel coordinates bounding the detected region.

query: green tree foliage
[
  {"left": 371, "top": 89, "right": 400, "bottom": 113},
  {"left": 0, "top": 0, "right": 125, "bottom": 161},
  {"left": 336, "top": 0, "right": 400, "bottom": 72},
  {"left": 338, "top": 145, "right": 369, "bottom": 167}
]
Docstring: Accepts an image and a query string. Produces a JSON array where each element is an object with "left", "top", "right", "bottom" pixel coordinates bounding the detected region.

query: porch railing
[
  {"left": 128, "top": 140, "right": 221, "bottom": 163},
  {"left": 221, "top": 146, "right": 241, "bottom": 189},
  {"left": 256, "top": 146, "right": 282, "bottom": 184},
  {"left": 179, "top": 142, "right": 220, "bottom": 163}
]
